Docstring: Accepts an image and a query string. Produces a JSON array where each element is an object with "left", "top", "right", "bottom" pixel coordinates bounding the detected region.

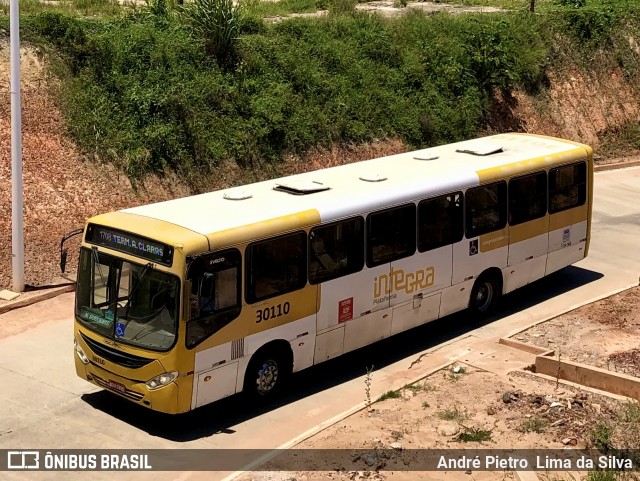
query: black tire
[
  {"left": 243, "top": 347, "right": 291, "bottom": 401},
  {"left": 469, "top": 273, "right": 501, "bottom": 315}
]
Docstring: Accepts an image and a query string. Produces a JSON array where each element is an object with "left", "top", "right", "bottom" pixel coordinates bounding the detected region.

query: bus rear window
[{"left": 549, "top": 162, "right": 587, "bottom": 213}]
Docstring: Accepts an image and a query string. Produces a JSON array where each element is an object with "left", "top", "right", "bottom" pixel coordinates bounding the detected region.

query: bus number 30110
[{"left": 256, "top": 302, "right": 291, "bottom": 323}]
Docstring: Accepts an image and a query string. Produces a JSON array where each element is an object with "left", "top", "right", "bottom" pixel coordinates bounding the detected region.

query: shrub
[{"left": 181, "top": 0, "right": 243, "bottom": 68}]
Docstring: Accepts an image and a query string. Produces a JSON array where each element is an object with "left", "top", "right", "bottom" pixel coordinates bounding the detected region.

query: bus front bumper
[{"left": 75, "top": 355, "right": 183, "bottom": 414}]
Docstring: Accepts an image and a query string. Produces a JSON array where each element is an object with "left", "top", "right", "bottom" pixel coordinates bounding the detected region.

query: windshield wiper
[
  {"left": 91, "top": 247, "right": 107, "bottom": 292},
  {"left": 123, "top": 262, "right": 153, "bottom": 321}
]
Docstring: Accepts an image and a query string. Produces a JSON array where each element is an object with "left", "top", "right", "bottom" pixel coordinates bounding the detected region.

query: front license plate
[{"left": 107, "top": 380, "right": 126, "bottom": 393}]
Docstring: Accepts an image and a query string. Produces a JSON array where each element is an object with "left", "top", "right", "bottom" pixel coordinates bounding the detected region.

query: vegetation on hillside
[{"left": 2, "top": 0, "right": 639, "bottom": 181}]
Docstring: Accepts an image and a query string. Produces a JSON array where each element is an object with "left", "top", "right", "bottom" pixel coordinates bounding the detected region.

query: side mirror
[
  {"left": 60, "top": 249, "right": 68, "bottom": 273},
  {"left": 59, "top": 228, "right": 84, "bottom": 273}
]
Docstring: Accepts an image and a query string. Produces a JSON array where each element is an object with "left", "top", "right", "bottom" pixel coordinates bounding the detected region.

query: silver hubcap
[
  {"left": 475, "top": 282, "right": 493, "bottom": 312},
  {"left": 256, "top": 360, "right": 279, "bottom": 395}
]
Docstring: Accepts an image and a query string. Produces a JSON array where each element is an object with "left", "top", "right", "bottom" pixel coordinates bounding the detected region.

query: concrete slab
[
  {"left": 0, "top": 289, "right": 20, "bottom": 301},
  {"left": 460, "top": 340, "right": 536, "bottom": 376}
]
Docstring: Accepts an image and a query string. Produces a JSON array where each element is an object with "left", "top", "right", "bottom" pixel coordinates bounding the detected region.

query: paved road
[{"left": 1, "top": 166, "right": 639, "bottom": 481}]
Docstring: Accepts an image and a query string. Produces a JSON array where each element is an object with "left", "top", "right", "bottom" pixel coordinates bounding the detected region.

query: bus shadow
[{"left": 81, "top": 265, "right": 603, "bottom": 442}]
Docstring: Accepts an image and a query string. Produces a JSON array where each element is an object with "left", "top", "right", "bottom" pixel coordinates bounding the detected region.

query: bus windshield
[{"left": 75, "top": 247, "right": 179, "bottom": 351}]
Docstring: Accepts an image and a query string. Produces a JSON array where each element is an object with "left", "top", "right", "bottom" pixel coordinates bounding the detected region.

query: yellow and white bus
[{"left": 71, "top": 133, "right": 593, "bottom": 414}]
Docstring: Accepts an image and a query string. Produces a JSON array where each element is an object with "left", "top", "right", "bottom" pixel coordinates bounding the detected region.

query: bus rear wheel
[
  {"left": 470, "top": 274, "right": 501, "bottom": 315},
  {"left": 244, "top": 347, "right": 291, "bottom": 401}
]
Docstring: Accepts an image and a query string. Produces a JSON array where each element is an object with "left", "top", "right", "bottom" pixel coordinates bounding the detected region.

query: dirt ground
[
  {"left": 517, "top": 288, "right": 640, "bottom": 378},
  {"left": 236, "top": 288, "right": 640, "bottom": 481}
]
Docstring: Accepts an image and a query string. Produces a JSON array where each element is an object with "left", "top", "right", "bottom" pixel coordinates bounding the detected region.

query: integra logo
[{"left": 374, "top": 266, "right": 435, "bottom": 301}]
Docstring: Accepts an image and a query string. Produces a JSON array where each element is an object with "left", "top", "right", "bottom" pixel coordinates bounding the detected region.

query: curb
[
  {"left": 594, "top": 160, "right": 640, "bottom": 172},
  {"left": 0, "top": 284, "right": 75, "bottom": 316}
]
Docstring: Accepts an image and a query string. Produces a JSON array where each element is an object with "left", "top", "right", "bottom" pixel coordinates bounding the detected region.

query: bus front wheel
[
  {"left": 244, "top": 346, "right": 291, "bottom": 401},
  {"left": 469, "top": 273, "right": 501, "bottom": 315}
]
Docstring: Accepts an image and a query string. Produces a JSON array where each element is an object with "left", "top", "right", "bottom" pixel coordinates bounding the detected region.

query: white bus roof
[{"left": 121, "top": 133, "right": 590, "bottom": 238}]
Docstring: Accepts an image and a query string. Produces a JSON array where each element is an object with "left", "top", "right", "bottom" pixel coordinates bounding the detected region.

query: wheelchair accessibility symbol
[
  {"left": 115, "top": 322, "right": 126, "bottom": 338},
  {"left": 469, "top": 239, "right": 479, "bottom": 256}
]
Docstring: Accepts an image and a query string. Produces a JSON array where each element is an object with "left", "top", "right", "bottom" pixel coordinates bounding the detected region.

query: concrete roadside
[{"left": 0, "top": 278, "right": 75, "bottom": 316}]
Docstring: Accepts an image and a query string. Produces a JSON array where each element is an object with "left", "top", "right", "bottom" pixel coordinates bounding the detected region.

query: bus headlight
[
  {"left": 74, "top": 338, "right": 90, "bottom": 364},
  {"left": 145, "top": 372, "right": 178, "bottom": 390}
]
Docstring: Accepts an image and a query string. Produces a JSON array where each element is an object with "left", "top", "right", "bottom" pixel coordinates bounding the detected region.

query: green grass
[
  {"left": 6, "top": 0, "right": 639, "bottom": 182},
  {"left": 455, "top": 426, "right": 492, "bottom": 443},
  {"left": 21, "top": 9, "right": 551, "bottom": 180},
  {"left": 585, "top": 471, "right": 619, "bottom": 481},
  {"left": 444, "top": 0, "right": 640, "bottom": 11},
  {"left": 0, "top": 0, "right": 124, "bottom": 17},
  {"left": 242, "top": 0, "right": 324, "bottom": 19},
  {"left": 620, "top": 400, "right": 640, "bottom": 423},
  {"left": 436, "top": 407, "right": 468, "bottom": 422},
  {"left": 403, "top": 382, "right": 431, "bottom": 393},
  {"left": 377, "top": 390, "right": 402, "bottom": 401},
  {"left": 517, "top": 416, "right": 547, "bottom": 434}
]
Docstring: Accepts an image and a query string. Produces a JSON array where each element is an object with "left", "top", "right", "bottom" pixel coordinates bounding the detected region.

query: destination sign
[{"left": 85, "top": 224, "right": 173, "bottom": 266}]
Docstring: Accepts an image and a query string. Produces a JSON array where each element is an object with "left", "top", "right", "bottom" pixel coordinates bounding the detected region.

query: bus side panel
[
  {"left": 388, "top": 247, "right": 452, "bottom": 333},
  {"left": 505, "top": 216, "right": 549, "bottom": 292},
  {"left": 315, "top": 263, "right": 390, "bottom": 362},
  {"left": 192, "top": 343, "right": 238, "bottom": 409},
  {"left": 440, "top": 278, "right": 475, "bottom": 317},
  {"left": 193, "top": 362, "right": 239, "bottom": 409},
  {"left": 546, "top": 203, "right": 589, "bottom": 275},
  {"left": 343, "top": 308, "right": 391, "bottom": 353},
  {"left": 452, "top": 227, "right": 509, "bottom": 289},
  {"left": 546, "top": 220, "right": 588, "bottom": 275}
]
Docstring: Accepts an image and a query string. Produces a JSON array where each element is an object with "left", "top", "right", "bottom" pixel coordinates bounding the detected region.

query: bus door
[
  {"left": 187, "top": 249, "right": 243, "bottom": 408},
  {"left": 506, "top": 171, "right": 549, "bottom": 292},
  {"left": 389, "top": 192, "right": 462, "bottom": 333}
]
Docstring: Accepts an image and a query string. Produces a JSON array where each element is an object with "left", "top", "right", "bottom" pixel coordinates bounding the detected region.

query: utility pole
[{"left": 10, "top": 0, "right": 25, "bottom": 293}]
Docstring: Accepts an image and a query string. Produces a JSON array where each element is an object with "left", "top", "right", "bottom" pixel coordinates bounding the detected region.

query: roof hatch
[
  {"left": 223, "top": 190, "right": 253, "bottom": 200},
  {"left": 456, "top": 142, "right": 503, "bottom": 156},
  {"left": 413, "top": 154, "right": 439, "bottom": 161},
  {"left": 359, "top": 173, "right": 387, "bottom": 182},
  {"left": 273, "top": 181, "right": 330, "bottom": 195}
]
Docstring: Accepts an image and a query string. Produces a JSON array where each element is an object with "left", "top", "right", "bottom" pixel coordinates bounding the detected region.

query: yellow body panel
[
  {"left": 479, "top": 227, "right": 509, "bottom": 253},
  {"left": 509, "top": 215, "right": 549, "bottom": 244},
  {"left": 207, "top": 210, "right": 321, "bottom": 250},
  {"left": 549, "top": 203, "right": 589, "bottom": 231}
]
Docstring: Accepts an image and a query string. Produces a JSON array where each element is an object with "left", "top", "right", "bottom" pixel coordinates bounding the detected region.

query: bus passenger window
[
  {"left": 418, "top": 192, "right": 463, "bottom": 252},
  {"left": 465, "top": 181, "right": 507, "bottom": 238},
  {"left": 309, "top": 217, "right": 364, "bottom": 284},
  {"left": 366, "top": 204, "right": 416, "bottom": 267},
  {"left": 186, "top": 249, "right": 241, "bottom": 348},
  {"left": 509, "top": 172, "right": 547, "bottom": 226},
  {"left": 549, "top": 162, "right": 586, "bottom": 213},
  {"left": 246, "top": 231, "right": 307, "bottom": 303}
]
